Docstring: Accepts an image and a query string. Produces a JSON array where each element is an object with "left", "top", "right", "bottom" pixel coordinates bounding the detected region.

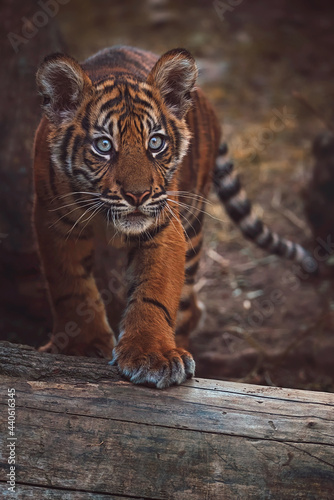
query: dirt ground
[{"left": 5, "top": 0, "right": 334, "bottom": 391}]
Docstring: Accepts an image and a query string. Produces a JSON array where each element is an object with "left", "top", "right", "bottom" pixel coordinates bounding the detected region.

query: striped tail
[{"left": 213, "top": 143, "right": 316, "bottom": 269}]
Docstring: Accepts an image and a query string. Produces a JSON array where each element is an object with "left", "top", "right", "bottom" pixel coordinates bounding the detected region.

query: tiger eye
[
  {"left": 148, "top": 135, "right": 165, "bottom": 152},
  {"left": 95, "top": 137, "right": 112, "bottom": 153}
]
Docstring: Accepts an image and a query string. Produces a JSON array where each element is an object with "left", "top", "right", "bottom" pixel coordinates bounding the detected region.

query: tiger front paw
[
  {"left": 38, "top": 333, "right": 115, "bottom": 358},
  {"left": 110, "top": 343, "right": 195, "bottom": 389}
]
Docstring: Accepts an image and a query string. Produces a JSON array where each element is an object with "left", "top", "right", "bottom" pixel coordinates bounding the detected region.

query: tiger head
[{"left": 36, "top": 49, "right": 198, "bottom": 235}]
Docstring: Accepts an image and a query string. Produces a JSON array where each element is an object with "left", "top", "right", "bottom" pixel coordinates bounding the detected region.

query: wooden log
[{"left": 0, "top": 342, "right": 333, "bottom": 499}]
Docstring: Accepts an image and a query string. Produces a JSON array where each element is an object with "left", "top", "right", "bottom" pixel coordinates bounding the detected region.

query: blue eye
[
  {"left": 149, "top": 135, "right": 165, "bottom": 152},
  {"left": 94, "top": 137, "right": 112, "bottom": 154}
]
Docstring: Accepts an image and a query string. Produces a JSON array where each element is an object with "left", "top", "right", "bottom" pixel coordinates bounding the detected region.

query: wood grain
[{"left": 0, "top": 342, "right": 333, "bottom": 499}]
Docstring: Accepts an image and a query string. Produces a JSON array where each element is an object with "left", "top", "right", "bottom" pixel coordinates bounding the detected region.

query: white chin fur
[{"left": 114, "top": 216, "right": 154, "bottom": 235}]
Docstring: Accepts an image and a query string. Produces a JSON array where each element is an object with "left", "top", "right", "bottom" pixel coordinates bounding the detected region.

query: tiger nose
[{"left": 123, "top": 189, "right": 151, "bottom": 207}]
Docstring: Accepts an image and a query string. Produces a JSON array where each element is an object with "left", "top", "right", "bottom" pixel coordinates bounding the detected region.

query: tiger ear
[
  {"left": 36, "top": 53, "right": 93, "bottom": 125},
  {"left": 147, "top": 48, "right": 198, "bottom": 118}
]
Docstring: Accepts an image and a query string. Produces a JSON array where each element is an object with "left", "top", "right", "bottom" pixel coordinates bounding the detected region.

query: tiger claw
[{"left": 110, "top": 346, "right": 195, "bottom": 389}]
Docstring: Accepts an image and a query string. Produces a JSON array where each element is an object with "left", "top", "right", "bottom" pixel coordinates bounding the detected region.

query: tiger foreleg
[
  {"left": 34, "top": 200, "right": 115, "bottom": 357},
  {"left": 111, "top": 221, "right": 195, "bottom": 388},
  {"left": 175, "top": 232, "right": 204, "bottom": 348}
]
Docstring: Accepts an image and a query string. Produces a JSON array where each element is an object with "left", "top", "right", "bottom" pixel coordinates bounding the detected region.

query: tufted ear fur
[
  {"left": 36, "top": 53, "right": 93, "bottom": 125},
  {"left": 147, "top": 48, "right": 198, "bottom": 119}
]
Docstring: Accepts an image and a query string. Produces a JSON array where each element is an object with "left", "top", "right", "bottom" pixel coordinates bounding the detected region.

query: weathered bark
[{"left": 0, "top": 342, "right": 333, "bottom": 499}]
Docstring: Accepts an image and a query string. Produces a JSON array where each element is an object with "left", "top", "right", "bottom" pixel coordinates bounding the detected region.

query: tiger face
[{"left": 37, "top": 50, "right": 197, "bottom": 236}]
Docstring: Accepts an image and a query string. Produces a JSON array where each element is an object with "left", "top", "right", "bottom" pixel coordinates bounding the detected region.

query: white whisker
[
  {"left": 167, "top": 190, "right": 212, "bottom": 205},
  {"left": 48, "top": 197, "right": 101, "bottom": 212},
  {"left": 50, "top": 191, "right": 100, "bottom": 203},
  {"left": 48, "top": 200, "right": 99, "bottom": 228},
  {"left": 65, "top": 202, "right": 102, "bottom": 240},
  {"left": 167, "top": 198, "right": 223, "bottom": 222},
  {"left": 77, "top": 203, "right": 104, "bottom": 240},
  {"left": 165, "top": 204, "right": 189, "bottom": 245}
]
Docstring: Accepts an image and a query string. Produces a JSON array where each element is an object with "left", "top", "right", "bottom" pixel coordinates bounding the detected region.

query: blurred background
[{"left": 1, "top": 0, "right": 334, "bottom": 390}]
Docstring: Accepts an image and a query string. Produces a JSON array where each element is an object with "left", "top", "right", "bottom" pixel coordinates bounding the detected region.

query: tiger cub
[{"left": 34, "top": 46, "right": 312, "bottom": 388}]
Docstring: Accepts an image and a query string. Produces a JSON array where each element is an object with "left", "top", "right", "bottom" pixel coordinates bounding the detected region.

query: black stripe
[
  {"left": 152, "top": 190, "right": 165, "bottom": 199},
  {"left": 132, "top": 94, "right": 153, "bottom": 109},
  {"left": 183, "top": 209, "right": 204, "bottom": 239},
  {"left": 141, "top": 108, "right": 157, "bottom": 128},
  {"left": 83, "top": 156, "right": 94, "bottom": 168},
  {"left": 102, "top": 110, "right": 115, "bottom": 128},
  {"left": 127, "top": 81, "right": 139, "bottom": 92},
  {"left": 155, "top": 148, "right": 170, "bottom": 161},
  {"left": 127, "top": 282, "right": 138, "bottom": 299},
  {"left": 72, "top": 168, "right": 92, "bottom": 183},
  {"left": 185, "top": 276, "right": 195, "bottom": 286},
  {"left": 169, "top": 118, "right": 181, "bottom": 160},
  {"left": 104, "top": 194, "right": 122, "bottom": 201},
  {"left": 224, "top": 199, "right": 251, "bottom": 223},
  {"left": 214, "top": 159, "right": 234, "bottom": 182},
  {"left": 273, "top": 240, "right": 288, "bottom": 257},
  {"left": 127, "top": 278, "right": 149, "bottom": 300},
  {"left": 117, "top": 111, "right": 131, "bottom": 133},
  {"left": 142, "top": 297, "right": 173, "bottom": 328},
  {"left": 165, "top": 161, "right": 177, "bottom": 180},
  {"left": 141, "top": 87, "right": 154, "bottom": 100},
  {"left": 256, "top": 231, "right": 273, "bottom": 249},
  {"left": 99, "top": 84, "right": 115, "bottom": 94},
  {"left": 146, "top": 116, "right": 154, "bottom": 131},
  {"left": 127, "top": 298, "right": 137, "bottom": 308},
  {"left": 84, "top": 161, "right": 104, "bottom": 177},
  {"left": 81, "top": 101, "right": 93, "bottom": 133},
  {"left": 71, "top": 134, "right": 82, "bottom": 168},
  {"left": 60, "top": 125, "right": 75, "bottom": 168},
  {"left": 219, "top": 142, "right": 229, "bottom": 155},
  {"left": 133, "top": 118, "right": 142, "bottom": 135},
  {"left": 100, "top": 95, "right": 123, "bottom": 116},
  {"left": 94, "top": 77, "right": 115, "bottom": 86},
  {"left": 94, "top": 167, "right": 109, "bottom": 183},
  {"left": 241, "top": 219, "right": 263, "bottom": 240},
  {"left": 217, "top": 176, "right": 241, "bottom": 202},
  {"left": 185, "top": 261, "right": 199, "bottom": 280},
  {"left": 93, "top": 124, "right": 113, "bottom": 136},
  {"left": 186, "top": 240, "right": 203, "bottom": 261}
]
